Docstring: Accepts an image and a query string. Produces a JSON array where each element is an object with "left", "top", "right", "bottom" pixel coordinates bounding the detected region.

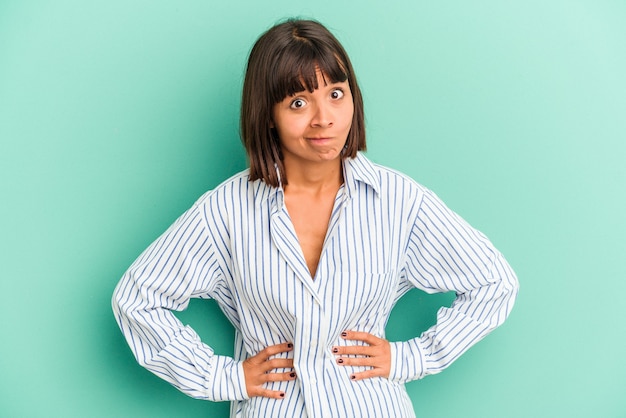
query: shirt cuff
[
  {"left": 388, "top": 339, "right": 426, "bottom": 383},
  {"left": 206, "top": 355, "right": 249, "bottom": 401}
]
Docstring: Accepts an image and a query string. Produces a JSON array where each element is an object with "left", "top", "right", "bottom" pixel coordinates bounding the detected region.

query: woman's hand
[
  {"left": 332, "top": 331, "right": 391, "bottom": 381},
  {"left": 242, "top": 342, "right": 296, "bottom": 399}
]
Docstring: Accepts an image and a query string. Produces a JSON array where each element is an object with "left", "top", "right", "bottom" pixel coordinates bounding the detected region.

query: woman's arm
[
  {"left": 387, "top": 189, "right": 519, "bottom": 383},
  {"left": 332, "top": 186, "right": 518, "bottom": 383},
  {"left": 111, "top": 202, "right": 248, "bottom": 401}
]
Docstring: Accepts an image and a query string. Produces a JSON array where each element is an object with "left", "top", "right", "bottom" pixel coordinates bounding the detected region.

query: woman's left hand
[{"left": 332, "top": 331, "right": 391, "bottom": 381}]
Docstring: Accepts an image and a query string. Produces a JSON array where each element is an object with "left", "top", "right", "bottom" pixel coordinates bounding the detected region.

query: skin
[
  {"left": 242, "top": 70, "right": 391, "bottom": 400},
  {"left": 273, "top": 70, "right": 352, "bottom": 278}
]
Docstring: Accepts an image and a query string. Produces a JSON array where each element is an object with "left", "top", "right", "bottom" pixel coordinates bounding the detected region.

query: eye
[
  {"left": 290, "top": 98, "right": 307, "bottom": 109},
  {"left": 330, "top": 88, "right": 344, "bottom": 100}
]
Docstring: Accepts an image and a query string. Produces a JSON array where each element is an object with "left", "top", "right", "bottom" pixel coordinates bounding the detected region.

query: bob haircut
[{"left": 241, "top": 19, "right": 366, "bottom": 187}]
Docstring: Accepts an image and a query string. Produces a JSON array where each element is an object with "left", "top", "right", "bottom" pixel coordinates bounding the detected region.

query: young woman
[{"left": 112, "top": 19, "right": 518, "bottom": 418}]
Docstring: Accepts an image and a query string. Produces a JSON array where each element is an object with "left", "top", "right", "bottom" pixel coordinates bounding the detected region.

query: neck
[{"left": 283, "top": 158, "right": 343, "bottom": 194}]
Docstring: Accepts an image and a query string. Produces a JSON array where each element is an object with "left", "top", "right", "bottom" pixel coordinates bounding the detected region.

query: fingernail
[
  {"left": 279, "top": 392, "right": 285, "bottom": 398},
  {"left": 337, "top": 358, "right": 344, "bottom": 364},
  {"left": 332, "top": 347, "right": 339, "bottom": 354},
  {"left": 341, "top": 332, "right": 347, "bottom": 338},
  {"left": 350, "top": 375, "right": 356, "bottom": 380},
  {"left": 289, "top": 372, "right": 296, "bottom": 378},
  {"left": 287, "top": 343, "right": 293, "bottom": 348}
]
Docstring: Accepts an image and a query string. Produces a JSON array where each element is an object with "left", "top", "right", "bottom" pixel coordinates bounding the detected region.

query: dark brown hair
[{"left": 241, "top": 19, "right": 366, "bottom": 187}]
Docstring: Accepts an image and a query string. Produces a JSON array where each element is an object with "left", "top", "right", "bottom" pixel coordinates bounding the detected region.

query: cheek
[
  {"left": 342, "top": 105, "right": 355, "bottom": 129},
  {"left": 271, "top": 114, "right": 288, "bottom": 137},
  {"left": 274, "top": 121, "right": 294, "bottom": 141},
  {"left": 275, "top": 114, "right": 308, "bottom": 138}
]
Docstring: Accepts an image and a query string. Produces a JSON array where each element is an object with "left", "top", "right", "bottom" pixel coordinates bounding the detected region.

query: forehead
[{"left": 269, "top": 48, "right": 349, "bottom": 103}]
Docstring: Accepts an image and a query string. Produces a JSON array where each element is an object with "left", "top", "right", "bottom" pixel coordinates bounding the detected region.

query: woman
[{"left": 112, "top": 19, "right": 518, "bottom": 417}]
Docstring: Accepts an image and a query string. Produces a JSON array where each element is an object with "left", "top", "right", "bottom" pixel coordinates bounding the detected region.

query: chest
[
  {"left": 283, "top": 189, "right": 337, "bottom": 278},
  {"left": 228, "top": 187, "right": 411, "bottom": 319}
]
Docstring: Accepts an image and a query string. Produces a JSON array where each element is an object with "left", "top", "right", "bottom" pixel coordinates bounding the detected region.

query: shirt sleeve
[
  {"left": 388, "top": 189, "right": 519, "bottom": 383},
  {"left": 111, "top": 201, "right": 248, "bottom": 401}
]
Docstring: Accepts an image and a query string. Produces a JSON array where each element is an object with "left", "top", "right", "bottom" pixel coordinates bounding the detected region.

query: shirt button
[{"left": 310, "top": 378, "right": 317, "bottom": 385}]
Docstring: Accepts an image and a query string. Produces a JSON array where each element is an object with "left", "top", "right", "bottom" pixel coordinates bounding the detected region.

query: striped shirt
[{"left": 112, "top": 152, "right": 518, "bottom": 417}]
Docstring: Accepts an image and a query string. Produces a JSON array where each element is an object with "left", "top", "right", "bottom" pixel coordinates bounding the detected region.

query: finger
[
  {"left": 262, "top": 371, "right": 297, "bottom": 383},
  {"left": 336, "top": 356, "right": 377, "bottom": 367},
  {"left": 260, "top": 358, "right": 294, "bottom": 373},
  {"left": 341, "top": 331, "right": 381, "bottom": 345},
  {"left": 349, "top": 368, "right": 387, "bottom": 381},
  {"left": 332, "top": 345, "right": 376, "bottom": 356},
  {"left": 256, "top": 342, "right": 294, "bottom": 361},
  {"left": 249, "top": 387, "right": 287, "bottom": 400},
  {"left": 247, "top": 343, "right": 293, "bottom": 365}
]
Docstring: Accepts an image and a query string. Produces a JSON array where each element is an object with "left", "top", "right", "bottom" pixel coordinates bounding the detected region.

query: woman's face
[{"left": 272, "top": 70, "right": 354, "bottom": 169}]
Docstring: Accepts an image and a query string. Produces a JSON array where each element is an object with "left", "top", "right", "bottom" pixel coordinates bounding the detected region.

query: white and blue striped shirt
[{"left": 112, "top": 152, "right": 518, "bottom": 417}]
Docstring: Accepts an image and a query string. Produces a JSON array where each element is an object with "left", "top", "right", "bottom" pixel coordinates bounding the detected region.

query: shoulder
[
  {"left": 194, "top": 169, "right": 254, "bottom": 206},
  {"left": 352, "top": 153, "right": 430, "bottom": 202},
  {"left": 180, "top": 169, "right": 262, "bottom": 235},
  {"left": 191, "top": 168, "right": 276, "bottom": 221}
]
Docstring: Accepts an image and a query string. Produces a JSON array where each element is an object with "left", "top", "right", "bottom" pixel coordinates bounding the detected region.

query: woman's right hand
[{"left": 242, "top": 342, "right": 296, "bottom": 399}]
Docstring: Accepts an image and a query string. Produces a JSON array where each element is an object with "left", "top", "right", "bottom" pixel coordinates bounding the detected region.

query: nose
[{"left": 310, "top": 102, "right": 333, "bottom": 128}]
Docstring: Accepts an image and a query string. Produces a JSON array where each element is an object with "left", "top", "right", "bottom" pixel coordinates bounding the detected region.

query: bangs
[{"left": 269, "top": 40, "right": 349, "bottom": 104}]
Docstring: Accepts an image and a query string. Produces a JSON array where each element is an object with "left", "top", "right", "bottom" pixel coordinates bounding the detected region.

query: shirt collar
[
  {"left": 342, "top": 152, "right": 381, "bottom": 199},
  {"left": 254, "top": 152, "right": 380, "bottom": 207}
]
